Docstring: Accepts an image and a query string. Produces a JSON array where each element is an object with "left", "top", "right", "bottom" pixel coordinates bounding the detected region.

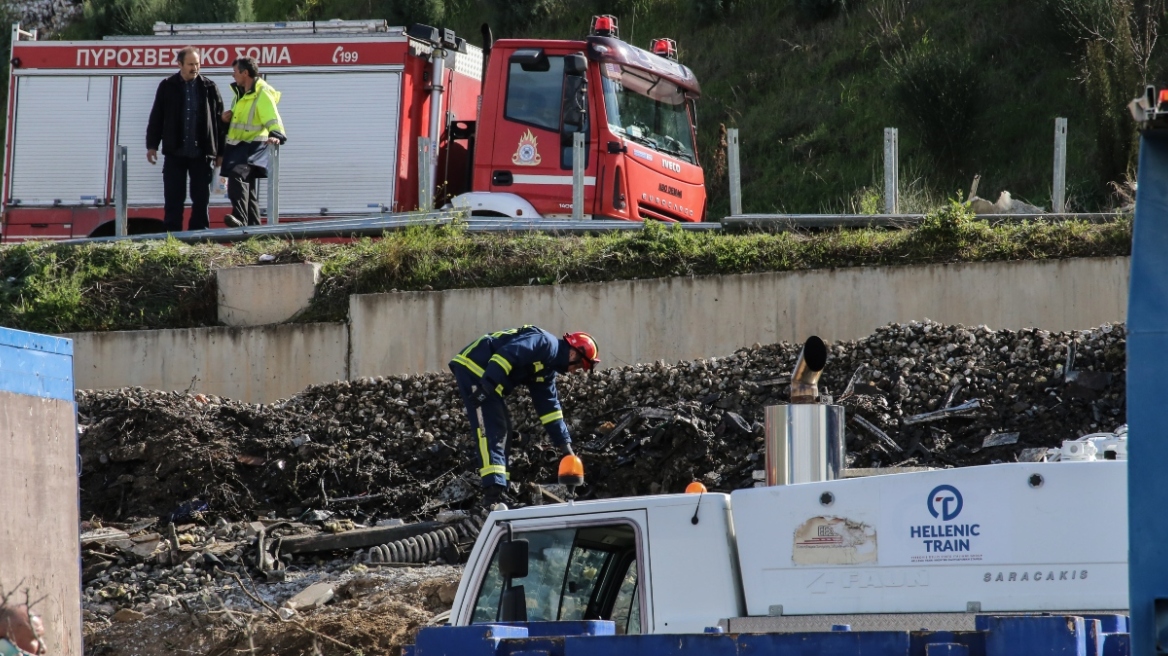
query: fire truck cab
[{"left": 456, "top": 16, "right": 705, "bottom": 222}]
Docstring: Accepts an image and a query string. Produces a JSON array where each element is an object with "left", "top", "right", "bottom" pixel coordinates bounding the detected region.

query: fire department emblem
[{"left": 512, "top": 130, "right": 542, "bottom": 166}]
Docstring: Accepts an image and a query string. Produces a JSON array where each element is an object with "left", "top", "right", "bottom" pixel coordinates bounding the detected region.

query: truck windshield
[{"left": 601, "top": 65, "right": 696, "bottom": 164}]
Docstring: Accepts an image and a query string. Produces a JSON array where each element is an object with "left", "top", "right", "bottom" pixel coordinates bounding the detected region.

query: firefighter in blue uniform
[{"left": 449, "top": 326, "right": 600, "bottom": 507}]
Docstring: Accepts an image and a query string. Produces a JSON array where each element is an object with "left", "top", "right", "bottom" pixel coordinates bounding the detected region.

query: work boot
[
  {"left": 480, "top": 484, "right": 509, "bottom": 515},
  {"left": 224, "top": 214, "right": 244, "bottom": 228}
]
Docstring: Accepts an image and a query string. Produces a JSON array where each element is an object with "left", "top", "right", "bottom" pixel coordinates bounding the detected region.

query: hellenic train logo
[{"left": 927, "top": 485, "right": 963, "bottom": 521}]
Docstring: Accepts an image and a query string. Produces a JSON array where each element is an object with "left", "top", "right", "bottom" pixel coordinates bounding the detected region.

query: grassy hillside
[{"left": 50, "top": 0, "right": 1165, "bottom": 214}]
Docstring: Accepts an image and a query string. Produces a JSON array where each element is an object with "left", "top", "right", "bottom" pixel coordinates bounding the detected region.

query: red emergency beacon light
[
  {"left": 591, "top": 15, "right": 619, "bottom": 38},
  {"left": 685, "top": 481, "right": 707, "bottom": 494},
  {"left": 651, "top": 38, "right": 678, "bottom": 61}
]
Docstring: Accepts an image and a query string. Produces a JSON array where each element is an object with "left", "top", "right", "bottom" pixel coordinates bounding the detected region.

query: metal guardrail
[
  {"left": 720, "top": 212, "right": 1125, "bottom": 231},
  {"left": 53, "top": 211, "right": 1124, "bottom": 245},
  {"left": 56, "top": 213, "right": 724, "bottom": 245}
]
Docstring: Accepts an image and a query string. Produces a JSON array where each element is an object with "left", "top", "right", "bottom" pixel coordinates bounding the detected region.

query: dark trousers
[
  {"left": 162, "top": 155, "right": 212, "bottom": 232},
  {"left": 228, "top": 172, "right": 262, "bottom": 226},
  {"left": 451, "top": 363, "right": 512, "bottom": 489}
]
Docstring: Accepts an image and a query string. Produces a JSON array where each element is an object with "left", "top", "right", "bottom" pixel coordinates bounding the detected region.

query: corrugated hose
[{"left": 365, "top": 515, "right": 483, "bottom": 564}]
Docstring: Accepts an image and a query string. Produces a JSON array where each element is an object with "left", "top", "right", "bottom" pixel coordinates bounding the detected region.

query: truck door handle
[{"left": 492, "top": 170, "right": 514, "bottom": 186}]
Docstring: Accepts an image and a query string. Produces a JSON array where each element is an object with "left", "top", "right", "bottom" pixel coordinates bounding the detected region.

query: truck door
[
  {"left": 460, "top": 511, "right": 649, "bottom": 634},
  {"left": 488, "top": 49, "right": 594, "bottom": 218}
]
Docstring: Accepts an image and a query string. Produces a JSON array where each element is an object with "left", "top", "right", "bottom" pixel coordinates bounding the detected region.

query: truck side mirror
[
  {"left": 498, "top": 538, "right": 529, "bottom": 579},
  {"left": 510, "top": 47, "right": 549, "bottom": 72},
  {"left": 565, "top": 53, "right": 587, "bottom": 76},
  {"left": 500, "top": 585, "right": 528, "bottom": 622}
]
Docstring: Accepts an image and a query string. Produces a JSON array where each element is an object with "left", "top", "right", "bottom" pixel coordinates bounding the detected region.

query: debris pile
[{"left": 79, "top": 320, "right": 1126, "bottom": 524}]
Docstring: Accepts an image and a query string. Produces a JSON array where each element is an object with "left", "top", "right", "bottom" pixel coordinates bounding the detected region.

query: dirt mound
[
  {"left": 83, "top": 566, "right": 459, "bottom": 656},
  {"left": 78, "top": 320, "right": 1126, "bottom": 524}
]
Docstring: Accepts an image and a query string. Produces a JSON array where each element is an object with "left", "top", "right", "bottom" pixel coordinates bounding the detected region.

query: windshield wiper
[
  {"left": 658, "top": 142, "right": 694, "bottom": 164},
  {"left": 623, "top": 131, "right": 658, "bottom": 149}
]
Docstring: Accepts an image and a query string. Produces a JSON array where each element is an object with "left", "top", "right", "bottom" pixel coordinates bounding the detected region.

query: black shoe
[{"left": 224, "top": 215, "right": 244, "bottom": 228}]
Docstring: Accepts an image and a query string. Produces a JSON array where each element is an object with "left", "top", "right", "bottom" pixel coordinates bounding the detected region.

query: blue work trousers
[{"left": 451, "top": 364, "right": 512, "bottom": 489}]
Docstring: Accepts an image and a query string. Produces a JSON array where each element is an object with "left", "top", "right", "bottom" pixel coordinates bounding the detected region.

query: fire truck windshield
[{"left": 600, "top": 64, "right": 696, "bottom": 164}]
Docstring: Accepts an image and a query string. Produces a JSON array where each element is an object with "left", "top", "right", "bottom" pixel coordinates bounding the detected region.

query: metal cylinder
[
  {"left": 790, "top": 336, "right": 828, "bottom": 403},
  {"left": 427, "top": 48, "right": 447, "bottom": 207},
  {"left": 764, "top": 404, "right": 845, "bottom": 485}
]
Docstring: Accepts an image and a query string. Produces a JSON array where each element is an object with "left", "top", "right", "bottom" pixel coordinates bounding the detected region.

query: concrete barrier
[
  {"left": 349, "top": 257, "right": 1129, "bottom": 376},
  {"left": 65, "top": 323, "right": 348, "bottom": 402},
  {"left": 0, "top": 329, "right": 81, "bottom": 656},
  {"left": 65, "top": 257, "right": 1129, "bottom": 402},
  {"left": 216, "top": 262, "right": 321, "bottom": 327}
]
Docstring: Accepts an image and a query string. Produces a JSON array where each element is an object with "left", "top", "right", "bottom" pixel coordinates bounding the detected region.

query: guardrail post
[
  {"left": 1053, "top": 118, "right": 1067, "bottom": 214},
  {"left": 418, "top": 136, "right": 432, "bottom": 211},
  {"left": 266, "top": 143, "right": 280, "bottom": 225},
  {"left": 728, "top": 128, "right": 742, "bottom": 217},
  {"left": 884, "top": 128, "right": 899, "bottom": 214},
  {"left": 572, "top": 132, "right": 585, "bottom": 221},
  {"left": 114, "top": 145, "right": 128, "bottom": 237}
]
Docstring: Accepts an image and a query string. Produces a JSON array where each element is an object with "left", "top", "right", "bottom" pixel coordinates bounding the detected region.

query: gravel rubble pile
[
  {"left": 78, "top": 319, "right": 1126, "bottom": 523},
  {"left": 75, "top": 320, "right": 1127, "bottom": 625}
]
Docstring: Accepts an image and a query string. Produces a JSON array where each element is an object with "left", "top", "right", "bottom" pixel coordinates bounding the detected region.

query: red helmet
[{"left": 564, "top": 332, "right": 600, "bottom": 370}]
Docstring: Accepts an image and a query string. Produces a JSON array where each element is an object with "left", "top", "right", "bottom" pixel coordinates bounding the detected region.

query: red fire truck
[{"left": 2, "top": 16, "right": 705, "bottom": 242}]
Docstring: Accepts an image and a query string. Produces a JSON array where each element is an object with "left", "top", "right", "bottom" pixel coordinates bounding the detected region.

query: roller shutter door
[
  {"left": 117, "top": 74, "right": 235, "bottom": 206},
  {"left": 254, "top": 71, "right": 401, "bottom": 215},
  {"left": 9, "top": 76, "right": 112, "bottom": 206}
]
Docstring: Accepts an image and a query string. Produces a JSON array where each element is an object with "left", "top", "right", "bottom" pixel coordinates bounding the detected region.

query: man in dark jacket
[
  {"left": 146, "top": 46, "right": 226, "bottom": 232},
  {"left": 449, "top": 326, "right": 599, "bottom": 508}
]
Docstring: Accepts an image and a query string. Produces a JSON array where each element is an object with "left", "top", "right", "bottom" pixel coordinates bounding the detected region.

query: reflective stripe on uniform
[
  {"left": 490, "top": 354, "right": 513, "bottom": 374},
  {"left": 534, "top": 362, "right": 544, "bottom": 372},
  {"left": 540, "top": 410, "right": 563, "bottom": 424},
  {"left": 495, "top": 384, "right": 504, "bottom": 396},
  {"left": 477, "top": 427, "right": 506, "bottom": 477},
  {"left": 451, "top": 354, "right": 484, "bottom": 377}
]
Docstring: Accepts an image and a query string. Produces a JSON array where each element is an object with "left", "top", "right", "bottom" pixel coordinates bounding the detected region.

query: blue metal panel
[
  {"left": 1081, "top": 616, "right": 1130, "bottom": 635},
  {"left": 1128, "top": 129, "right": 1168, "bottom": 656},
  {"left": 925, "top": 644, "right": 968, "bottom": 656},
  {"left": 978, "top": 615, "right": 1087, "bottom": 656},
  {"left": 911, "top": 631, "right": 985, "bottom": 656},
  {"left": 498, "top": 637, "right": 563, "bottom": 656},
  {"left": 414, "top": 624, "right": 529, "bottom": 656},
  {"left": 0, "top": 327, "right": 73, "bottom": 356},
  {"left": 500, "top": 621, "right": 615, "bottom": 637},
  {"left": 1086, "top": 619, "right": 1104, "bottom": 656},
  {"left": 0, "top": 327, "right": 74, "bottom": 402},
  {"left": 563, "top": 634, "right": 738, "bottom": 656},
  {"left": 1103, "top": 633, "right": 1131, "bottom": 656},
  {"left": 738, "top": 631, "right": 911, "bottom": 656}
]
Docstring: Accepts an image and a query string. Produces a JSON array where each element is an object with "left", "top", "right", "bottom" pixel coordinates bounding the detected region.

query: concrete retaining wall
[
  {"left": 350, "top": 257, "right": 1130, "bottom": 377},
  {"left": 65, "top": 323, "right": 348, "bottom": 402},
  {"left": 66, "top": 257, "right": 1129, "bottom": 402},
  {"left": 0, "top": 330, "right": 81, "bottom": 656}
]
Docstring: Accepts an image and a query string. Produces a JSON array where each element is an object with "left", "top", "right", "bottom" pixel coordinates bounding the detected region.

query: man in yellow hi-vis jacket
[{"left": 220, "top": 56, "right": 286, "bottom": 227}]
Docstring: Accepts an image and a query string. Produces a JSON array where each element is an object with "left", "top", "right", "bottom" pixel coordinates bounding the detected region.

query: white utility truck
[{"left": 445, "top": 339, "right": 1127, "bottom": 636}]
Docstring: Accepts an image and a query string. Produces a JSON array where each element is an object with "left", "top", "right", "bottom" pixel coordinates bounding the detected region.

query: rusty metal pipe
[{"left": 790, "top": 336, "right": 828, "bottom": 403}]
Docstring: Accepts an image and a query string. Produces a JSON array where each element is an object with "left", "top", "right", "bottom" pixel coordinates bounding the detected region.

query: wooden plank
[{"left": 278, "top": 520, "right": 447, "bottom": 554}]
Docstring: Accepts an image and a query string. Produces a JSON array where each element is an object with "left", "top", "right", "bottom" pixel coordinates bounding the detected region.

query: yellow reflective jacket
[{"left": 227, "top": 78, "right": 285, "bottom": 145}]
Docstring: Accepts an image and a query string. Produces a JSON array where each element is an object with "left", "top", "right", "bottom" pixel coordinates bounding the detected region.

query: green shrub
[
  {"left": 488, "top": 0, "right": 560, "bottom": 35},
  {"left": 889, "top": 38, "right": 981, "bottom": 174},
  {"left": 796, "top": 0, "right": 846, "bottom": 21},
  {"left": 692, "top": 0, "right": 736, "bottom": 21}
]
